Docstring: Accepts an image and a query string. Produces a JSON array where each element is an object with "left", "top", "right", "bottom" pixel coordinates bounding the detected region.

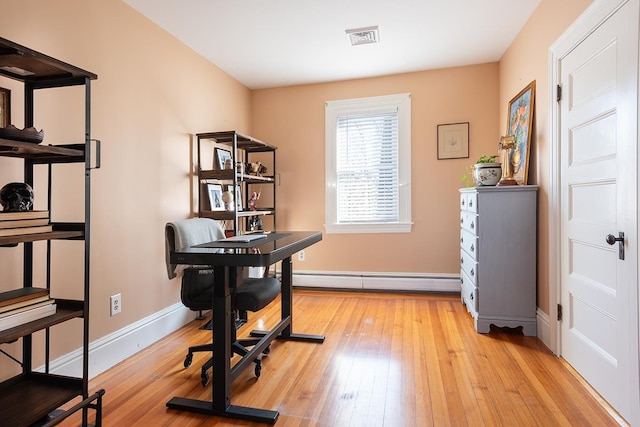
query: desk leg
[
  {"left": 167, "top": 266, "right": 279, "bottom": 424},
  {"left": 251, "top": 256, "right": 325, "bottom": 343}
]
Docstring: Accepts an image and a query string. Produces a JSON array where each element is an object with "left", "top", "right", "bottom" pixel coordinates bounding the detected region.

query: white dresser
[{"left": 459, "top": 186, "right": 538, "bottom": 336}]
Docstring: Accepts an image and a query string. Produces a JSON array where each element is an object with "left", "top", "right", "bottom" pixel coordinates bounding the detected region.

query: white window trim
[{"left": 325, "top": 93, "right": 412, "bottom": 234}]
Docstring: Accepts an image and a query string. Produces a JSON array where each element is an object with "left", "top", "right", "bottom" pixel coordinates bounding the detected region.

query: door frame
[{"left": 548, "top": 0, "right": 639, "bottom": 423}]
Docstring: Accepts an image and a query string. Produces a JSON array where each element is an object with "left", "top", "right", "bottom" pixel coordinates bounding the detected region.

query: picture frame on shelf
[
  {"left": 214, "top": 148, "right": 232, "bottom": 170},
  {"left": 234, "top": 184, "right": 243, "bottom": 211},
  {"left": 206, "top": 183, "right": 225, "bottom": 211},
  {"left": 506, "top": 80, "right": 535, "bottom": 185},
  {"left": 437, "top": 122, "right": 469, "bottom": 160},
  {"left": 0, "top": 87, "right": 10, "bottom": 128}
]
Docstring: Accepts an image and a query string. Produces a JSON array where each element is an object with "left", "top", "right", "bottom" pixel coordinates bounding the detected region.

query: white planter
[{"left": 473, "top": 163, "right": 502, "bottom": 186}]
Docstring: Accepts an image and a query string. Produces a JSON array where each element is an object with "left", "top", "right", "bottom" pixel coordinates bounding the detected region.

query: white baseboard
[
  {"left": 537, "top": 308, "right": 552, "bottom": 350},
  {"left": 292, "top": 270, "right": 461, "bottom": 293},
  {"left": 39, "top": 302, "right": 198, "bottom": 379}
]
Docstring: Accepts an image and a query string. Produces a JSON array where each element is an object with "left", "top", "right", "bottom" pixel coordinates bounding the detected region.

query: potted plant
[{"left": 462, "top": 154, "right": 502, "bottom": 186}]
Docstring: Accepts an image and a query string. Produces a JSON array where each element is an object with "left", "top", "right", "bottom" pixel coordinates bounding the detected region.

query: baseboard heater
[{"left": 290, "top": 271, "right": 461, "bottom": 293}]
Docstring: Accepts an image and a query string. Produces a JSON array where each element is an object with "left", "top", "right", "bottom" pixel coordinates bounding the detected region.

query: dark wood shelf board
[
  {"left": 0, "top": 300, "right": 84, "bottom": 343},
  {"left": 0, "top": 138, "right": 85, "bottom": 161},
  {"left": 200, "top": 209, "right": 275, "bottom": 221},
  {"left": 0, "top": 372, "right": 83, "bottom": 426},
  {"left": 196, "top": 130, "right": 277, "bottom": 152},
  {"left": 0, "top": 36, "right": 96, "bottom": 84},
  {"left": 200, "top": 169, "right": 275, "bottom": 183},
  {"left": 0, "top": 229, "right": 84, "bottom": 246}
]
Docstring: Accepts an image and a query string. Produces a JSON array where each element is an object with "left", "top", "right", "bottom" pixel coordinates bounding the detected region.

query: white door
[{"left": 558, "top": 0, "right": 638, "bottom": 422}]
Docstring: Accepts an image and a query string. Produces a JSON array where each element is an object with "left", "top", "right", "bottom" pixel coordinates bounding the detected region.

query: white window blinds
[
  {"left": 336, "top": 111, "right": 399, "bottom": 223},
  {"left": 325, "top": 93, "right": 411, "bottom": 234}
]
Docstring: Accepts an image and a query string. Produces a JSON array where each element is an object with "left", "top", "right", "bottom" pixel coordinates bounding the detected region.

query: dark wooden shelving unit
[
  {"left": 0, "top": 36, "right": 103, "bottom": 426},
  {"left": 197, "top": 130, "right": 277, "bottom": 235}
]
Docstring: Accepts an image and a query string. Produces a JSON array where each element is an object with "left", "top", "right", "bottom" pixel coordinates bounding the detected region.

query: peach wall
[
  {"left": 252, "top": 64, "right": 500, "bottom": 273},
  {"left": 0, "top": 0, "right": 251, "bottom": 374},
  {"left": 499, "top": 0, "right": 592, "bottom": 313}
]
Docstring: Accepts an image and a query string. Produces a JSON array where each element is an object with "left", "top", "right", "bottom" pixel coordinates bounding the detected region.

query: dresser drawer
[
  {"left": 460, "top": 211, "right": 478, "bottom": 235},
  {"left": 460, "top": 229, "right": 478, "bottom": 260},
  {"left": 460, "top": 192, "right": 468, "bottom": 211},
  {"left": 460, "top": 269, "right": 478, "bottom": 313},
  {"left": 460, "top": 249, "right": 478, "bottom": 285},
  {"left": 466, "top": 191, "right": 478, "bottom": 213}
]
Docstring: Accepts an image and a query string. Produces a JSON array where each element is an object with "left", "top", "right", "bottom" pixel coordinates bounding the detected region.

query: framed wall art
[
  {"left": 206, "top": 183, "right": 225, "bottom": 211},
  {"left": 437, "top": 122, "right": 469, "bottom": 159},
  {"left": 506, "top": 80, "right": 535, "bottom": 185},
  {"left": 0, "top": 87, "right": 10, "bottom": 128},
  {"left": 214, "top": 148, "right": 232, "bottom": 170}
]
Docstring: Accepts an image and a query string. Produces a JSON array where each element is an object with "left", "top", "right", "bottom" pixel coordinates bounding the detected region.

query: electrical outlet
[
  {"left": 298, "top": 250, "right": 305, "bottom": 261},
  {"left": 110, "top": 293, "right": 122, "bottom": 316}
]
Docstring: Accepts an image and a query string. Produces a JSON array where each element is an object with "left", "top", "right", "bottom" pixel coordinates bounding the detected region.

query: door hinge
[
  {"left": 556, "top": 85, "right": 562, "bottom": 102},
  {"left": 557, "top": 303, "right": 563, "bottom": 321}
]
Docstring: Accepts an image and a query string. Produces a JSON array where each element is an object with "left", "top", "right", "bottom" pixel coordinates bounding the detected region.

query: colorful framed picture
[
  {"left": 437, "top": 122, "right": 469, "bottom": 159},
  {"left": 506, "top": 80, "right": 536, "bottom": 185},
  {"left": 206, "top": 183, "right": 224, "bottom": 211},
  {"left": 214, "top": 148, "right": 232, "bottom": 170},
  {"left": 0, "top": 87, "right": 10, "bottom": 128}
]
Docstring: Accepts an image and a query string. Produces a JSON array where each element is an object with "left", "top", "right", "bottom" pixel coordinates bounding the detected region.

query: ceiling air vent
[{"left": 345, "top": 26, "right": 379, "bottom": 46}]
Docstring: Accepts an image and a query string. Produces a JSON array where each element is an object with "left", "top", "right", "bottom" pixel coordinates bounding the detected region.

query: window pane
[{"left": 336, "top": 112, "right": 398, "bottom": 223}]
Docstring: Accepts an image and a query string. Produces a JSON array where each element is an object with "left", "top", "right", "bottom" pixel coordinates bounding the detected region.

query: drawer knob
[
  {"left": 460, "top": 257, "right": 464, "bottom": 265},
  {"left": 460, "top": 237, "right": 463, "bottom": 243},
  {"left": 470, "top": 244, "right": 474, "bottom": 252},
  {"left": 470, "top": 292, "right": 474, "bottom": 300},
  {"left": 470, "top": 269, "right": 474, "bottom": 276},
  {"left": 471, "top": 221, "right": 475, "bottom": 229},
  {"left": 460, "top": 218, "right": 464, "bottom": 224}
]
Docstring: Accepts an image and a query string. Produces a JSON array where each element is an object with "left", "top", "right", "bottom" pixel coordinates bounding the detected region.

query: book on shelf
[
  {"left": 0, "top": 294, "right": 52, "bottom": 314},
  {"left": 0, "top": 218, "right": 50, "bottom": 229},
  {"left": 0, "top": 302, "right": 56, "bottom": 332},
  {"left": 0, "top": 210, "right": 49, "bottom": 221},
  {"left": 0, "top": 298, "right": 56, "bottom": 319},
  {"left": 0, "top": 225, "right": 53, "bottom": 237},
  {"left": 0, "top": 287, "right": 49, "bottom": 308}
]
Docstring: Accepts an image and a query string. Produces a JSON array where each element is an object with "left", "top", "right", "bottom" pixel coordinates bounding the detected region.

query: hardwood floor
[{"left": 59, "top": 290, "right": 624, "bottom": 426}]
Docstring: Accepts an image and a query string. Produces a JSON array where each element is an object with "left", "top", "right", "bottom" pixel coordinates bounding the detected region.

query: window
[{"left": 325, "top": 93, "right": 411, "bottom": 234}]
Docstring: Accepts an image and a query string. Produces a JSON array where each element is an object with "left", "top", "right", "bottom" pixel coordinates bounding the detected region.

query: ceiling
[{"left": 122, "top": 0, "right": 541, "bottom": 90}]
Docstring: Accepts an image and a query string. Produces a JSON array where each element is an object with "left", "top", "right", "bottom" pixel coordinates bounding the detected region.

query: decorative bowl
[
  {"left": 0, "top": 124, "right": 44, "bottom": 143},
  {"left": 473, "top": 163, "right": 502, "bottom": 186}
]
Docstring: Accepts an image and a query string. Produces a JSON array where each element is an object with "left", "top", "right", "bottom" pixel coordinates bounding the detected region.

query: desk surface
[{"left": 170, "top": 231, "right": 322, "bottom": 267}]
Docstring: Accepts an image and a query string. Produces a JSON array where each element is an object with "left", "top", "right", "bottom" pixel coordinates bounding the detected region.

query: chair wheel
[
  {"left": 262, "top": 345, "right": 271, "bottom": 355},
  {"left": 184, "top": 354, "right": 193, "bottom": 368},
  {"left": 254, "top": 360, "right": 262, "bottom": 378},
  {"left": 201, "top": 371, "right": 209, "bottom": 386}
]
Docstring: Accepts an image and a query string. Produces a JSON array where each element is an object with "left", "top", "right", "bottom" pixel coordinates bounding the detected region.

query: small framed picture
[
  {"left": 234, "top": 184, "right": 243, "bottom": 211},
  {"left": 437, "top": 122, "right": 469, "bottom": 160},
  {"left": 215, "top": 148, "right": 232, "bottom": 170},
  {"left": 0, "top": 87, "right": 10, "bottom": 128},
  {"left": 206, "top": 183, "right": 225, "bottom": 211}
]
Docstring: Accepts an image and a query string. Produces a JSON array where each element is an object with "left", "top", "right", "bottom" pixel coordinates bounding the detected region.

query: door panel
[{"left": 559, "top": 0, "right": 638, "bottom": 421}]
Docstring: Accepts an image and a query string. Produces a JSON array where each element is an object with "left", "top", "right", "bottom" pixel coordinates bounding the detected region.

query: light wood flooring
[{"left": 58, "top": 290, "right": 624, "bottom": 426}]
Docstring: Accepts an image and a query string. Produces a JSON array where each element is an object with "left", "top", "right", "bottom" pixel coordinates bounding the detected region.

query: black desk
[{"left": 166, "top": 231, "right": 324, "bottom": 424}]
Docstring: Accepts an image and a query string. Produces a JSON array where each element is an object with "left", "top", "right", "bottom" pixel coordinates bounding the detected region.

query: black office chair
[{"left": 165, "top": 218, "right": 280, "bottom": 385}]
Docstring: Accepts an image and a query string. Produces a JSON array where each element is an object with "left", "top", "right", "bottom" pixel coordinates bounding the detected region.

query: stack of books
[
  {"left": 0, "top": 210, "right": 52, "bottom": 237},
  {"left": 0, "top": 287, "right": 56, "bottom": 332}
]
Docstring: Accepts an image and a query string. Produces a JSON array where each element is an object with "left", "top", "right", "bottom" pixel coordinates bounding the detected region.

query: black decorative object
[
  {"left": 0, "top": 124, "right": 44, "bottom": 143},
  {"left": 0, "top": 182, "right": 34, "bottom": 211}
]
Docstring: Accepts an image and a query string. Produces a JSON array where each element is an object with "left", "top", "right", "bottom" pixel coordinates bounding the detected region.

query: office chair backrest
[{"left": 165, "top": 218, "right": 225, "bottom": 280}]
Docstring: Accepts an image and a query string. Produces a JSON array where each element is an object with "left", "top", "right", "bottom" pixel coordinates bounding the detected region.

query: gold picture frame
[
  {"left": 506, "top": 80, "right": 535, "bottom": 185},
  {"left": 0, "top": 87, "right": 10, "bottom": 128},
  {"left": 437, "top": 122, "right": 469, "bottom": 159}
]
